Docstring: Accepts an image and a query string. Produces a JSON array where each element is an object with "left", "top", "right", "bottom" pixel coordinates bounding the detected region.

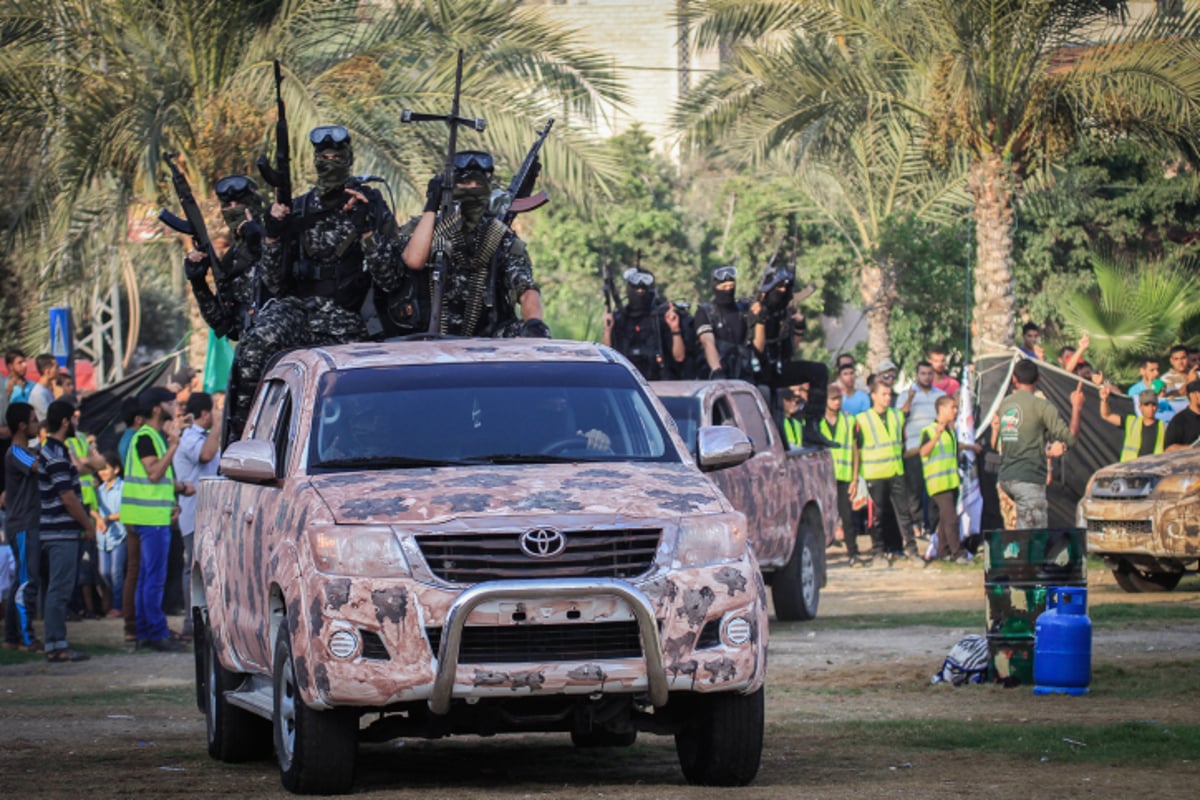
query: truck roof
[
  {"left": 283, "top": 339, "right": 623, "bottom": 371},
  {"left": 651, "top": 380, "right": 762, "bottom": 400}
]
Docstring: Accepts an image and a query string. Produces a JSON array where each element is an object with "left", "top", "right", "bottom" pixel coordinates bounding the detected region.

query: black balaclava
[
  {"left": 765, "top": 285, "right": 792, "bottom": 312},
  {"left": 627, "top": 285, "right": 654, "bottom": 315},
  {"left": 454, "top": 172, "right": 491, "bottom": 233},
  {"left": 315, "top": 144, "right": 354, "bottom": 200},
  {"left": 714, "top": 286, "right": 736, "bottom": 307}
]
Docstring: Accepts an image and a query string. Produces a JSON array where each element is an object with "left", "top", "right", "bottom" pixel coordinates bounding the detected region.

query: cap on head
[
  {"left": 1138, "top": 389, "right": 1159, "bottom": 406},
  {"left": 1187, "top": 379, "right": 1200, "bottom": 395},
  {"left": 876, "top": 358, "right": 898, "bottom": 374},
  {"left": 137, "top": 386, "right": 176, "bottom": 415}
]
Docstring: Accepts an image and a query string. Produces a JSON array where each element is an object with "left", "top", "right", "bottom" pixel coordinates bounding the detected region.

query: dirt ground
[{"left": 2, "top": 555, "right": 1198, "bottom": 799}]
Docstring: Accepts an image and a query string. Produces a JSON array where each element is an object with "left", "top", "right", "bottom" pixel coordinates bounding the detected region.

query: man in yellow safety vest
[
  {"left": 919, "top": 396, "right": 982, "bottom": 564},
  {"left": 1099, "top": 385, "right": 1165, "bottom": 463},
  {"left": 820, "top": 383, "right": 860, "bottom": 565},
  {"left": 851, "top": 381, "right": 923, "bottom": 566}
]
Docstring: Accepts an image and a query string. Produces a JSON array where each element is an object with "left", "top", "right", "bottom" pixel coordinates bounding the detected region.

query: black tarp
[
  {"left": 974, "top": 353, "right": 1128, "bottom": 528},
  {"left": 78, "top": 353, "right": 181, "bottom": 455}
]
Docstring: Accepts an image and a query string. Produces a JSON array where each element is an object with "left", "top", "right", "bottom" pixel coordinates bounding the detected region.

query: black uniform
[{"left": 695, "top": 299, "right": 753, "bottom": 381}]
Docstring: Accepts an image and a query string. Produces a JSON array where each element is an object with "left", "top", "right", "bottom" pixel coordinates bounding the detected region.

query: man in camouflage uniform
[
  {"left": 227, "top": 125, "right": 401, "bottom": 437},
  {"left": 185, "top": 175, "right": 266, "bottom": 342},
  {"left": 377, "top": 151, "right": 548, "bottom": 338}
]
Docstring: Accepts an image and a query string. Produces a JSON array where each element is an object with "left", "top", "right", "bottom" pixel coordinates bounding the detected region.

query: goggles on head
[
  {"left": 309, "top": 125, "right": 351, "bottom": 148},
  {"left": 215, "top": 175, "right": 258, "bottom": 203},
  {"left": 453, "top": 150, "right": 494, "bottom": 175},
  {"left": 712, "top": 266, "right": 738, "bottom": 283},
  {"left": 623, "top": 268, "right": 655, "bottom": 288},
  {"left": 762, "top": 268, "right": 795, "bottom": 291}
]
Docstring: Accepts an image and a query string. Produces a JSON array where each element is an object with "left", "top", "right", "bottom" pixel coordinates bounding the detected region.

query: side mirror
[
  {"left": 697, "top": 425, "right": 752, "bottom": 470},
  {"left": 219, "top": 439, "right": 278, "bottom": 483}
]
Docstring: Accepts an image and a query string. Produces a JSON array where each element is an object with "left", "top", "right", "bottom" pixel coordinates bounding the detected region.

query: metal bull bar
[{"left": 429, "top": 578, "right": 668, "bottom": 715}]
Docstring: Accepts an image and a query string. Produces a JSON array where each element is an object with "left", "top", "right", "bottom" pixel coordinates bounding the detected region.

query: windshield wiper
[{"left": 311, "top": 455, "right": 470, "bottom": 469}]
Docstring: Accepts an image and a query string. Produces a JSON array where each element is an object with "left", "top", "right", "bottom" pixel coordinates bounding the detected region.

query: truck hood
[
  {"left": 308, "top": 462, "right": 728, "bottom": 525},
  {"left": 1094, "top": 448, "right": 1200, "bottom": 479}
]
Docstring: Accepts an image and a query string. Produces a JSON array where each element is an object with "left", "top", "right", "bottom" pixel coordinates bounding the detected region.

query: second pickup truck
[{"left": 653, "top": 380, "right": 839, "bottom": 621}]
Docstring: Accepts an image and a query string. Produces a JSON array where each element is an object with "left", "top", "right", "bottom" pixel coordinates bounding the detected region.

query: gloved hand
[
  {"left": 518, "top": 318, "right": 552, "bottom": 339},
  {"left": 709, "top": 368, "right": 726, "bottom": 380},
  {"left": 424, "top": 175, "right": 444, "bottom": 214},
  {"left": 239, "top": 220, "right": 263, "bottom": 253},
  {"left": 264, "top": 211, "right": 290, "bottom": 240},
  {"left": 184, "top": 252, "right": 210, "bottom": 282}
]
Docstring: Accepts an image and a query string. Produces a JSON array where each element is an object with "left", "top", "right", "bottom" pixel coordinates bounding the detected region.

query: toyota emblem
[{"left": 519, "top": 528, "right": 567, "bottom": 558}]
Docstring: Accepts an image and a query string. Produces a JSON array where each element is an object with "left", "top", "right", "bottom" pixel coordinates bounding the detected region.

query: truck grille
[
  {"left": 426, "top": 620, "right": 643, "bottom": 663},
  {"left": 1088, "top": 519, "right": 1153, "bottom": 536},
  {"left": 1092, "top": 476, "right": 1157, "bottom": 499},
  {"left": 415, "top": 529, "right": 661, "bottom": 583}
]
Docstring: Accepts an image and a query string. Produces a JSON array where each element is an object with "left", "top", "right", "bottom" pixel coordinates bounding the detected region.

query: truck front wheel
[
  {"left": 1112, "top": 560, "right": 1183, "bottom": 593},
  {"left": 273, "top": 623, "right": 358, "bottom": 794},
  {"left": 204, "top": 624, "right": 273, "bottom": 762},
  {"left": 772, "top": 520, "right": 820, "bottom": 621},
  {"left": 675, "top": 687, "right": 764, "bottom": 786}
]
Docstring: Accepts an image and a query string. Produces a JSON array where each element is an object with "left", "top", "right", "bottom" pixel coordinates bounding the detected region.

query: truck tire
[
  {"left": 675, "top": 687, "right": 764, "bottom": 786},
  {"left": 204, "top": 624, "right": 273, "bottom": 762},
  {"left": 1112, "top": 560, "right": 1183, "bottom": 593},
  {"left": 273, "top": 623, "right": 358, "bottom": 795},
  {"left": 772, "top": 520, "right": 820, "bottom": 621}
]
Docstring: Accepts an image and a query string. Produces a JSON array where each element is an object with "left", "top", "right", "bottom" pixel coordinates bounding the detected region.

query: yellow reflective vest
[
  {"left": 1121, "top": 417, "right": 1165, "bottom": 463},
  {"left": 121, "top": 425, "right": 176, "bottom": 526},
  {"left": 783, "top": 416, "right": 803, "bottom": 448},
  {"left": 856, "top": 407, "right": 905, "bottom": 480},
  {"left": 820, "top": 412, "right": 853, "bottom": 483},
  {"left": 920, "top": 423, "right": 960, "bottom": 495},
  {"left": 66, "top": 434, "right": 97, "bottom": 511}
]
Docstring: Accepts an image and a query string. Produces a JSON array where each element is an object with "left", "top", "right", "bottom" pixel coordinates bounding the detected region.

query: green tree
[
  {"left": 677, "top": 0, "right": 1200, "bottom": 355},
  {"left": 0, "top": 0, "right": 624, "bottom": 361},
  {"left": 1061, "top": 256, "right": 1200, "bottom": 383}
]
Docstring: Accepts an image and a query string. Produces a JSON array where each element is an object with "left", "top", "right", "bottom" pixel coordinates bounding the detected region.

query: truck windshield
[{"left": 309, "top": 361, "right": 678, "bottom": 471}]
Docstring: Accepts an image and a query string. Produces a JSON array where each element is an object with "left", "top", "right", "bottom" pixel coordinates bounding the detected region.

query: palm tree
[
  {"left": 1062, "top": 255, "right": 1200, "bottom": 378},
  {"left": 676, "top": 11, "right": 968, "bottom": 366},
  {"left": 0, "top": 0, "right": 626, "bottom": 367},
  {"left": 676, "top": 0, "right": 1200, "bottom": 354}
]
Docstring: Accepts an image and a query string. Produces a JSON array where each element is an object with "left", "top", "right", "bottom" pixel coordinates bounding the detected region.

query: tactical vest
[
  {"left": 121, "top": 425, "right": 176, "bottom": 526},
  {"left": 920, "top": 423, "right": 960, "bottom": 495},
  {"left": 783, "top": 416, "right": 803, "bottom": 448},
  {"left": 615, "top": 310, "right": 667, "bottom": 380},
  {"left": 430, "top": 215, "right": 512, "bottom": 336},
  {"left": 699, "top": 301, "right": 752, "bottom": 379},
  {"left": 856, "top": 407, "right": 904, "bottom": 480},
  {"left": 1121, "top": 417, "right": 1165, "bottom": 462},
  {"left": 66, "top": 434, "right": 97, "bottom": 511},
  {"left": 289, "top": 188, "right": 374, "bottom": 313},
  {"left": 819, "top": 413, "right": 853, "bottom": 482}
]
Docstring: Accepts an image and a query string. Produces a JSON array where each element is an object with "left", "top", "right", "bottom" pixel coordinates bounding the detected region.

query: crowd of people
[{"left": 1, "top": 360, "right": 219, "bottom": 662}]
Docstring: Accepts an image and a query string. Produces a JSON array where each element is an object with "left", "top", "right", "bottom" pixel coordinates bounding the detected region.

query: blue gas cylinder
[{"left": 1033, "top": 585, "right": 1091, "bottom": 695}]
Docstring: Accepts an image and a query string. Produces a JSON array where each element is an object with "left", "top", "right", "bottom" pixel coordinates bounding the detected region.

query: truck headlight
[
  {"left": 676, "top": 513, "right": 746, "bottom": 566},
  {"left": 308, "top": 524, "right": 411, "bottom": 577}
]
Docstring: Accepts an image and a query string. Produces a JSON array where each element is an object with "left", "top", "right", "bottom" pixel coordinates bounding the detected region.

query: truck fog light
[
  {"left": 723, "top": 616, "right": 753, "bottom": 646},
  {"left": 328, "top": 629, "right": 359, "bottom": 659}
]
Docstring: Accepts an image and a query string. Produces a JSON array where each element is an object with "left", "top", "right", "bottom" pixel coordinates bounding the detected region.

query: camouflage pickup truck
[
  {"left": 191, "top": 340, "right": 769, "bottom": 794},
  {"left": 652, "top": 381, "right": 839, "bottom": 621},
  {"left": 1078, "top": 448, "right": 1200, "bottom": 592}
]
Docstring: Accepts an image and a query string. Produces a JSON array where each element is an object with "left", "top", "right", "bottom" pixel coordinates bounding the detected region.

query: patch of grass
[
  {"left": 792, "top": 609, "right": 985, "bottom": 631},
  {"left": 1091, "top": 659, "right": 1200, "bottom": 698},
  {"left": 15, "top": 685, "right": 194, "bottom": 708},
  {"left": 827, "top": 718, "right": 1200, "bottom": 765},
  {"left": 795, "top": 601, "right": 1199, "bottom": 632}
]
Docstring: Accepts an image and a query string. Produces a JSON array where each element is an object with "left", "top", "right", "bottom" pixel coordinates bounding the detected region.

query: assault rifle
[
  {"left": 158, "top": 153, "right": 223, "bottom": 288},
  {"left": 491, "top": 118, "right": 554, "bottom": 225},
  {"left": 601, "top": 244, "right": 619, "bottom": 312},
  {"left": 400, "top": 49, "right": 486, "bottom": 335},
  {"left": 257, "top": 59, "right": 292, "bottom": 207}
]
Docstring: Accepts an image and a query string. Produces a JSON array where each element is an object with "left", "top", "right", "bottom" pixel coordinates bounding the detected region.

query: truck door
[{"left": 224, "top": 377, "right": 296, "bottom": 670}]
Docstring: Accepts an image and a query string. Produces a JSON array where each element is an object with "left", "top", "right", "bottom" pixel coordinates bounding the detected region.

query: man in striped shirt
[{"left": 37, "top": 400, "right": 96, "bottom": 662}]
